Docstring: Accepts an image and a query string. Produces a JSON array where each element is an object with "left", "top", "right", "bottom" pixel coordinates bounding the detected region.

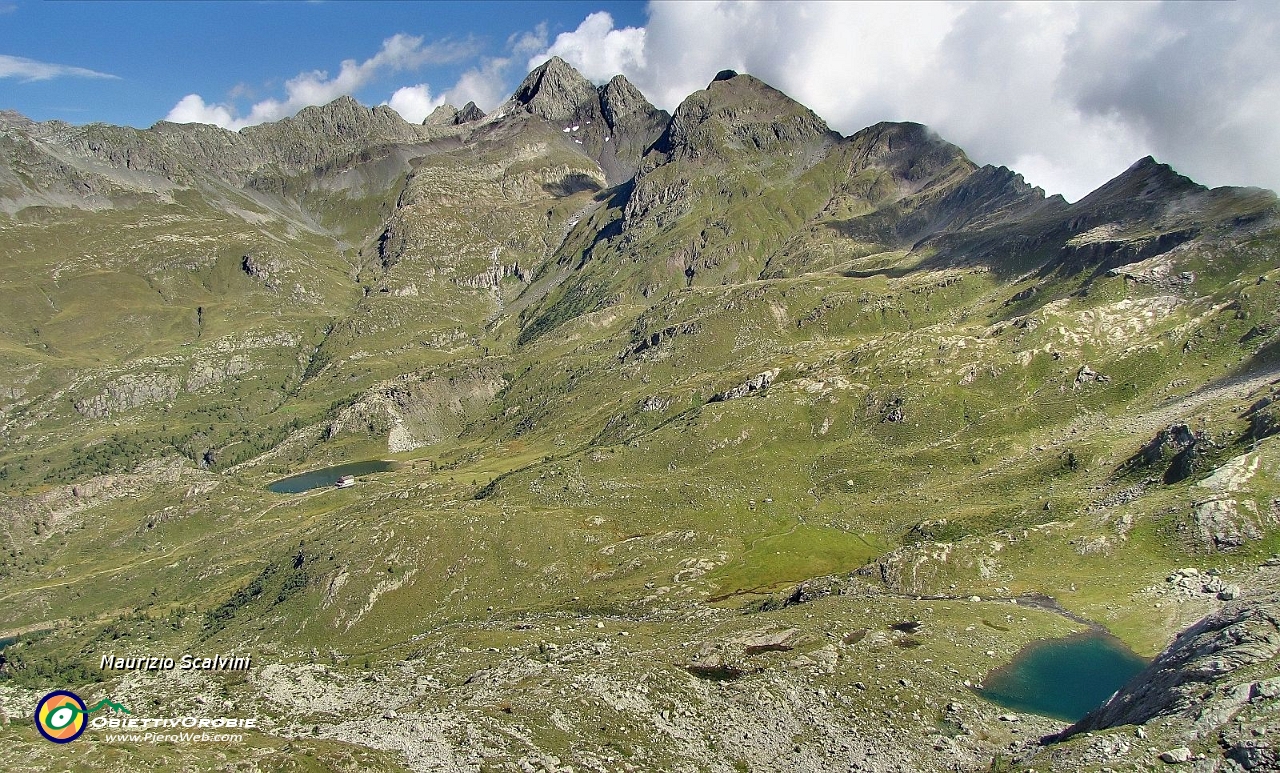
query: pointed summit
[
  {"left": 1076, "top": 155, "right": 1205, "bottom": 209},
  {"left": 423, "top": 103, "right": 459, "bottom": 126},
  {"left": 598, "top": 75, "right": 659, "bottom": 129},
  {"left": 495, "top": 58, "right": 668, "bottom": 185},
  {"left": 513, "top": 56, "right": 599, "bottom": 123},
  {"left": 455, "top": 101, "right": 485, "bottom": 124},
  {"left": 654, "top": 71, "right": 837, "bottom": 160},
  {"left": 597, "top": 74, "right": 670, "bottom": 185}
]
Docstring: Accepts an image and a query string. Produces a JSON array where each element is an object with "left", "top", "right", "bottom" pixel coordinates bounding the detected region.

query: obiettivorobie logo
[
  {"left": 34, "top": 689, "right": 256, "bottom": 744},
  {"left": 34, "top": 691, "right": 131, "bottom": 744}
]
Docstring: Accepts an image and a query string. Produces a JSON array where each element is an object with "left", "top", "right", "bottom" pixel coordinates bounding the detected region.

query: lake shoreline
[{"left": 266, "top": 459, "right": 399, "bottom": 494}]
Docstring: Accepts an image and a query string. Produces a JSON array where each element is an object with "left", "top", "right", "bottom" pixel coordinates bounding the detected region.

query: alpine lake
[
  {"left": 980, "top": 630, "right": 1149, "bottom": 722},
  {"left": 267, "top": 460, "right": 397, "bottom": 494}
]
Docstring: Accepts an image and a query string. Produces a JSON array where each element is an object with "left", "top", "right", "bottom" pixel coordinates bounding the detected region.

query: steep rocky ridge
[
  {"left": 516, "top": 72, "right": 1062, "bottom": 338},
  {"left": 486, "top": 56, "right": 669, "bottom": 186},
  {"left": 27, "top": 96, "right": 435, "bottom": 186},
  {"left": 0, "top": 96, "right": 457, "bottom": 240},
  {"left": 924, "top": 156, "right": 1280, "bottom": 282}
]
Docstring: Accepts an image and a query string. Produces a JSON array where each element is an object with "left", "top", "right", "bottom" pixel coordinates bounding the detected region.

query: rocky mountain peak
[
  {"left": 513, "top": 56, "right": 599, "bottom": 123},
  {"left": 423, "top": 104, "right": 460, "bottom": 126},
  {"left": 455, "top": 101, "right": 485, "bottom": 124},
  {"left": 240, "top": 94, "right": 428, "bottom": 166},
  {"left": 0, "top": 110, "right": 36, "bottom": 131},
  {"left": 287, "top": 95, "right": 408, "bottom": 131},
  {"left": 1076, "top": 154, "right": 1206, "bottom": 209},
  {"left": 493, "top": 59, "right": 668, "bottom": 186},
  {"left": 424, "top": 102, "right": 486, "bottom": 127},
  {"left": 844, "top": 121, "right": 971, "bottom": 182},
  {"left": 598, "top": 75, "right": 657, "bottom": 129},
  {"left": 239, "top": 95, "right": 419, "bottom": 152},
  {"left": 653, "top": 71, "right": 835, "bottom": 159}
]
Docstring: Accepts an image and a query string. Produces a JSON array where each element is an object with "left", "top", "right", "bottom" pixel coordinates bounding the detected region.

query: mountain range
[{"left": 0, "top": 57, "right": 1278, "bottom": 772}]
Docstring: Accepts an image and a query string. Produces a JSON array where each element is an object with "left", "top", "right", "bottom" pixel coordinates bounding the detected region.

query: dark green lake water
[
  {"left": 980, "top": 631, "right": 1148, "bottom": 722},
  {"left": 267, "top": 460, "right": 395, "bottom": 494}
]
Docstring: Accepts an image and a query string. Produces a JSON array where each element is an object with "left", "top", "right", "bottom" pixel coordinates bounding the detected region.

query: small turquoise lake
[
  {"left": 267, "top": 460, "right": 395, "bottom": 494},
  {"left": 980, "top": 631, "right": 1148, "bottom": 722}
]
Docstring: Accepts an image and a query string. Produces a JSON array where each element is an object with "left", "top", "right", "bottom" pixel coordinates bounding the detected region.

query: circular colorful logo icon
[{"left": 34, "top": 690, "right": 87, "bottom": 743}]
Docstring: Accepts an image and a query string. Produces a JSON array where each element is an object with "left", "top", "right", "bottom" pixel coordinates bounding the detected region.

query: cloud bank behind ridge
[
  {"left": 165, "top": 34, "right": 478, "bottom": 130},
  {"left": 156, "top": 2, "right": 1278, "bottom": 202},
  {"left": 529, "top": 2, "right": 1280, "bottom": 202}
]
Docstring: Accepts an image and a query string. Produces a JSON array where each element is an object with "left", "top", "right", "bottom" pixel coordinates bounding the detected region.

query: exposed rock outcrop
[
  {"left": 241, "top": 252, "right": 285, "bottom": 290},
  {"left": 457, "top": 252, "right": 526, "bottom": 290},
  {"left": 1074, "top": 364, "right": 1111, "bottom": 388},
  {"left": 3, "top": 457, "right": 201, "bottom": 546},
  {"left": 710, "top": 369, "right": 779, "bottom": 403},
  {"left": 1058, "top": 590, "right": 1280, "bottom": 740},
  {"left": 1183, "top": 496, "right": 1278, "bottom": 552},
  {"left": 327, "top": 368, "right": 507, "bottom": 452},
  {"left": 1123, "top": 422, "right": 1210, "bottom": 484},
  {"left": 73, "top": 372, "right": 181, "bottom": 418},
  {"left": 687, "top": 627, "right": 802, "bottom": 678}
]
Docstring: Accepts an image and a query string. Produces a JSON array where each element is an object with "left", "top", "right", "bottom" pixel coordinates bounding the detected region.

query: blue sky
[
  {"left": 0, "top": 1, "right": 646, "bottom": 127},
  {"left": 2, "top": 1, "right": 1277, "bottom": 201}
]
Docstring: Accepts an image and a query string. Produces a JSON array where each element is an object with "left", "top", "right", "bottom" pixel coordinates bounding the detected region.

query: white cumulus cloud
[
  {"left": 165, "top": 94, "right": 236, "bottom": 127},
  {"left": 403, "top": 31, "right": 549, "bottom": 115},
  {"left": 385, "top": 84, "right": 445, "bottom": 123},
  {"left": 164, "top": 34, "right": 477, "bottom": 130},
  {"left": 510, "top": 23, "right": 549, "bottom": 58},
  {"left": 441, "top": 57, "right": 514, "bottom": 111},
  {"left": 0, "top": 54, "right": 117, "bottom": 82},
  {"left": 526, "top": 0, "right": 1280, "bottom": 201},
  {"left": 528, "top": 11, "right": 646, "bottom": 83}
]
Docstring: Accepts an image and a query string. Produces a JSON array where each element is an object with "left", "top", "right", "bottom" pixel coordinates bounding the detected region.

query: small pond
[
  {"left": 980, "top": 630, "right": 1148, "bottom": 722},
  {"left": 267, "top": 460, "right": 396, "bottom": 494}
]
